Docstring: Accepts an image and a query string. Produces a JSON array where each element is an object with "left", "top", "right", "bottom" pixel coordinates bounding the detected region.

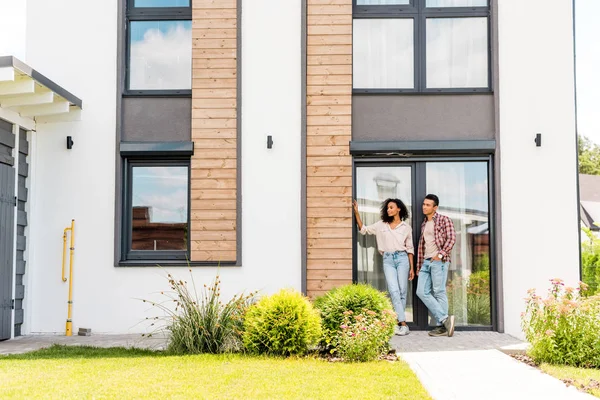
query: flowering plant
[
  {"left": 521, "top": 278, "right": 600, "bottom": 367},
  {"left": 334, "top": 308, "right": 396, "bottom": 362}
]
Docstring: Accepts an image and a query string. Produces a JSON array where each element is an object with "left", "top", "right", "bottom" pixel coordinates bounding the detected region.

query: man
[{"left": 416, "top": 194, "right": 457, "bottom": 337}]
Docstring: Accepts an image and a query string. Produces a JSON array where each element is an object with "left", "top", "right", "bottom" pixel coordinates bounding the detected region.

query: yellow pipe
[
  {"left": 62, "top": 220, "right": 75, "bottom": 336},
  {"left": 61, "top": 229, "right": 68, "bottom": 282}
]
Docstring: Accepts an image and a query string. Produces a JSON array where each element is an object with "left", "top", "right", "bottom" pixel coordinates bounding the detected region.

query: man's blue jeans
[
  {"left": 382, "top": 251, "right": 410, "bottom": 323},
  {"left": 416, "top": 259, "right": 449, "bottom": 326}
]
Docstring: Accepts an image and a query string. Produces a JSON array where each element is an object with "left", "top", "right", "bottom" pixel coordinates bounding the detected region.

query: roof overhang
[{"left": 0, "top": 56, "right": 82, "bottom": 130}]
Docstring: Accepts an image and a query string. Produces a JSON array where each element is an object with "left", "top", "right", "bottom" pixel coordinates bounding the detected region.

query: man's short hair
[{"left": 424, "top": 194, "right": 439, "bottom": 207}]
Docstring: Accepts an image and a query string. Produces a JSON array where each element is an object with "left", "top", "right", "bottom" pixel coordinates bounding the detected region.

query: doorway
[{"left": 354, "top": 158, "right": 494, "bottom": 330}]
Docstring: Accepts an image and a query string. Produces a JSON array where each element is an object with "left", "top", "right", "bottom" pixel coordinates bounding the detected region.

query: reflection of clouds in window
[
  {"left": 129, "top": 21, "right": 191, "bottom": 90},
  {"left": 132, "top": 167, "right": 188, "bottom": 223},
  {"left": 426, "top": 18, "right": 487, "bottom": 88},
  {"left": 426, "top": 0, "right": 487, "bottom": 6},
  {"left": 426, "top": 162, "right": 488, "bottom": 213},
  {"left": 134, "top": 0, "right": 189, "bottom": 7},
  {"left": 353, "top": 19, "right": 414, "bottom": 89},
  {"left": 357, "top": 0, "right": 409, "bottom": 4}
]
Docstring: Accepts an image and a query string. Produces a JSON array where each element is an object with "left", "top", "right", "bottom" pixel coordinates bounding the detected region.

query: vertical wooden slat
[
  {"left": 306, "top": 0, "right": 353, "bottom": 296},
  {"left": 0, "top": 162, "right": 15, "bottom": 340},
  {"left": 191, "top": 2, "right": 238, "bottom": 262}
]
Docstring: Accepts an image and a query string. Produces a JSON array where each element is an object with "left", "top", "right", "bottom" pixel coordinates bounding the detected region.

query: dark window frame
[
  {"left": 124, "top": 0, "right": 192, "bottom": 97},
  {"left": 352, "top": 154, "right": 497, "bottom": 331},
  {"left": 352, "top": 0, "right": 492, "bottom": 94},
  {"left": 121, "top": 157, "right": 191, "bottom": 262}
]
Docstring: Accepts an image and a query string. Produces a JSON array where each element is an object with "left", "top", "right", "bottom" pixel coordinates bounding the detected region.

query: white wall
[
  {"left": 24, "top": 0, "right": 301, "bottom": 334},
  {"left": 0, "top": 0, "right": 27, "bottom": 60},
  {"left": 498, "top": 0, "right": 579, "bottom": 338}
]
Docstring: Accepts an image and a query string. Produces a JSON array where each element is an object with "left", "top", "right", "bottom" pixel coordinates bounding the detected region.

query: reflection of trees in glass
[
  {"left": 447, "top": 252, "right": 491, "bottom": 326},
  {"left": 582, "top": 227, "right": 600, "bottom": 295}
]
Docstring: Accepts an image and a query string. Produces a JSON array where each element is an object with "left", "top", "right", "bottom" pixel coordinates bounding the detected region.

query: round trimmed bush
[
  {"left": 243, "top": 289, "right": 322, "bottom": 356},
  {"left": 314, "top": 283, "right": 394, "bottom": 349}
]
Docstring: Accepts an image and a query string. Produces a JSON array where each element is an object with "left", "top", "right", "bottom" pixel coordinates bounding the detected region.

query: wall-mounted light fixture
[
  {"left": 267, "top": 135, "right": 273, "bottom": 149},
  {"left": 534, "top": 133, "right": 542, "bottom": 147},
  {"left": 66, "top": 136, "right": 74, "bottom": 150}
]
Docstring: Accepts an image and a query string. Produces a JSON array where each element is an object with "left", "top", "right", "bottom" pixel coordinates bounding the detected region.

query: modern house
[{"left": 0, "top": 0, "right": 579, "bottom": 340}]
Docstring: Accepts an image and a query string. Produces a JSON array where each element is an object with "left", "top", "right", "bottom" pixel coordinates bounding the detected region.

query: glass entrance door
[
  {"left": 355, "top": 165, "right": 415, "bottom": 323},
  {"left": 354, "top": 160, "right": 493, "bottom": 330}
]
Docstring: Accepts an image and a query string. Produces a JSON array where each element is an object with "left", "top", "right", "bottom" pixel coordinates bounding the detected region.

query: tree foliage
[{"left": 579, "top": 135, "right": 600, "bottom": 176}]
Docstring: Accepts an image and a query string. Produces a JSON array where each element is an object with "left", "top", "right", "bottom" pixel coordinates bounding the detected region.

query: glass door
[
  {"left": 355, "top": 165, "right": 415, "bottom": 323},
  {"left": 425, "top": 161, "right": 491, "bottom": 328},
  {"left": 354, "top": 159, "right": 493, "bottom": 330}
]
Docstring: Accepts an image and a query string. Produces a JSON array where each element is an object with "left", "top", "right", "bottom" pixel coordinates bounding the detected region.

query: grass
[
  {"left": 541, "top": 364, "right": 600, "bottom": 398},
  {"left": 0, "top": 345, "right": 431, "bottom": 399}
]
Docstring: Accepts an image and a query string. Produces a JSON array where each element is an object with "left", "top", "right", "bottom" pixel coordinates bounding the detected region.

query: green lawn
[
  {"left": 0, "top": 345, "right": 431, "bottom": 399},
  {"left": 541, "top": 364, "right": 600, "bottom": 398}
]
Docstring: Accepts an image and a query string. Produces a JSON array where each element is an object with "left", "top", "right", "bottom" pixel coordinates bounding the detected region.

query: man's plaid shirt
[{"left": 416, "top": 212, "right": 457, "bottom": 271}]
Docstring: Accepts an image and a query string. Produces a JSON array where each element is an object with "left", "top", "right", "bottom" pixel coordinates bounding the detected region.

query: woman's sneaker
[{"left": 395, "top": 325, "right": 410, "bottom": 336}]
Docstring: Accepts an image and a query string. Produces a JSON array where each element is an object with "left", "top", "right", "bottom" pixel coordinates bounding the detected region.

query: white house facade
[{"left": 0, "top": 0, "right": 579, "bottom": 340}]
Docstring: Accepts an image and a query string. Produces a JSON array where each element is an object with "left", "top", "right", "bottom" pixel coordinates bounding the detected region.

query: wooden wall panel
[
  {"left": 191, "top": 1, "right": 238, "bottom": 263},
  {"left": 306, "top": 0, "right": 353, "bottom": 296}
]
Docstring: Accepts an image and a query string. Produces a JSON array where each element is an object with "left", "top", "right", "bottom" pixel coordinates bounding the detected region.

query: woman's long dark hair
[{"left": 380, "top": 198, "right": 409, "bottom": 223}]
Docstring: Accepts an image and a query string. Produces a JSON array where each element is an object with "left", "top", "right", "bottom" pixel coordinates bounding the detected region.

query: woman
[{"left": 353, "top": 198, "right": 415, "bottom": 336}]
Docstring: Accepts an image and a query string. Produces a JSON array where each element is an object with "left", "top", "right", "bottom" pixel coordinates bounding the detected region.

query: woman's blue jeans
[{"left": 382, "top": 251, "right": 410, "bottom": 323}]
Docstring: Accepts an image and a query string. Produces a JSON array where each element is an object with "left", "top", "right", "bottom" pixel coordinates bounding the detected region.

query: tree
[{"left": 579, "top": 135, "right": 600, "bottom": 176}]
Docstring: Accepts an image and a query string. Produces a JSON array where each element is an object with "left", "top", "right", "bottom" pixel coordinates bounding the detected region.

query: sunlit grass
[
  {"left": 541, "top": 363, "right": 600, "bottom": 398},
  {"left": 0, "top": 345, "right": 431, "bottom": 399}
]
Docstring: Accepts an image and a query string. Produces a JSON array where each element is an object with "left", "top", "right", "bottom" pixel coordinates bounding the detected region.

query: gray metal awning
[{"left": 0, "top": 56, "right": 82, "bottom": 130}]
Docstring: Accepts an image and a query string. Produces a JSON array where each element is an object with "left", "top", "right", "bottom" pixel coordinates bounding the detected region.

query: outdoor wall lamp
[
  {"left": 66, "top": 136, "right": 74, "bottom": 149},
  {"left": 534, "top": 133, "right": 542, "bottom": 147},
  {"left": 267, "top": 135, "right": 273, "bottom": 149}
]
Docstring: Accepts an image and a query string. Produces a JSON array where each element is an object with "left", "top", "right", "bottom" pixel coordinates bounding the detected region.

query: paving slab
[
  {"left": 401, "top": 349, "right": 595, "bottom": 400},
  {"left": 0, "top": 334, "right": 167, "bottom": 355},
  {"left": 390, "top": 330, "right": 526, "bottom": 353}
]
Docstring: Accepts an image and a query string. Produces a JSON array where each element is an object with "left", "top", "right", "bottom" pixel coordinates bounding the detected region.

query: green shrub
[
  {"left": 335, "top": 309, "right": 397, "bottom": 362},
  {"left": 243, "top": 289, "right": 322, "bottom": 356},
  {"left": 582, "top": 227, "right": 600, "bottom": 295},
  {"left": 144, "top": 272, "right": 255, "bottom": 354},
  {"left": 314, "top": 283, "right": 394, "bottom": 352},
  {"left": 521, "top": 279, "right": 600, "bottom": 368}
]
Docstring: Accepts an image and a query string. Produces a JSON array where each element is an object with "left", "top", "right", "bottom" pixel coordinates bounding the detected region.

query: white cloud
[{"left": 130, "top": 23, "right": 191, "bottom": 90}]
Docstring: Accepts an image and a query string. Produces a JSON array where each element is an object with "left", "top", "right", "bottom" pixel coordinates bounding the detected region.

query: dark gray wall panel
[
  {"left": 122, "top": 98, "right": 191, "bottom": 142},
  {"left": 352, "top": 94, "right": 495, "bottom": 141},
  {"left": 0, "top": 162, "right": 15, "bottom": 340},
  {"left": 15, "top": 129, "right": 28, "bottom": 337}
]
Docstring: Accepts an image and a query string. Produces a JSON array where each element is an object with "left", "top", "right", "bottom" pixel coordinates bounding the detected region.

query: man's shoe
[
  {"left": 428, "top": 326, "right": 447, "bottom": 337},
  {"left": 443, "top": 315, "right": 455, "bottom": 337},
  {"left": 396, "top": 325, "right": 410, "bottom": 336}
]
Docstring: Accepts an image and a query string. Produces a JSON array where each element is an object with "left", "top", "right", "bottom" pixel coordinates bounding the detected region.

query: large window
[
  {"left": 353, "top": 0, "right": 490, "bottom": 92},
  {"left": 123, "top": 159, "right": 190, "bottom": 261},
  {"left": 354, "top": 159, "right": 493, "bottom": 329},
  {"left": 126, "top": 0, "right": 192, "bottom": 94}
]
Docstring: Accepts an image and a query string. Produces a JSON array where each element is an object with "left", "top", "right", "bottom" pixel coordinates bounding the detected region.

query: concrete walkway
[
  {"left": 392, "top": 331, "right": 595, "bottom": 400},
  {"left": 0, "top": 332, "right": 595, "bottom": 399}
]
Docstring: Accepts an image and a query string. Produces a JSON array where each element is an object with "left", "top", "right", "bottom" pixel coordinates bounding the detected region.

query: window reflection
[
  {"left": 134, "top": 0, "right": 190, "bottom": 7},
  {"left": 356, "top": 166, "right": 414, "bottom": 322},
  {"left": 426, "top": 162, "right": 491, "bottom": 326},
  {"left": 131, "top": 166, "right": 188, "bottom": 251},
  {"left": 426, "top": 17, "right": 488, "bottom": 88},
  {"left": 357, "top": 0, "right": 410, "bottom": 4},
  {"left": 426, "top": 0, "right": 487, "bottom": 6},
  {"left": 129, "top": 20, "right": 192, "bottom": 90}
]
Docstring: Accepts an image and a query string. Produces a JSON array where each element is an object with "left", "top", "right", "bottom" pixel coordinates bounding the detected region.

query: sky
[{"left": 576, "top": 0, "right": 600, "bottom": 145}]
